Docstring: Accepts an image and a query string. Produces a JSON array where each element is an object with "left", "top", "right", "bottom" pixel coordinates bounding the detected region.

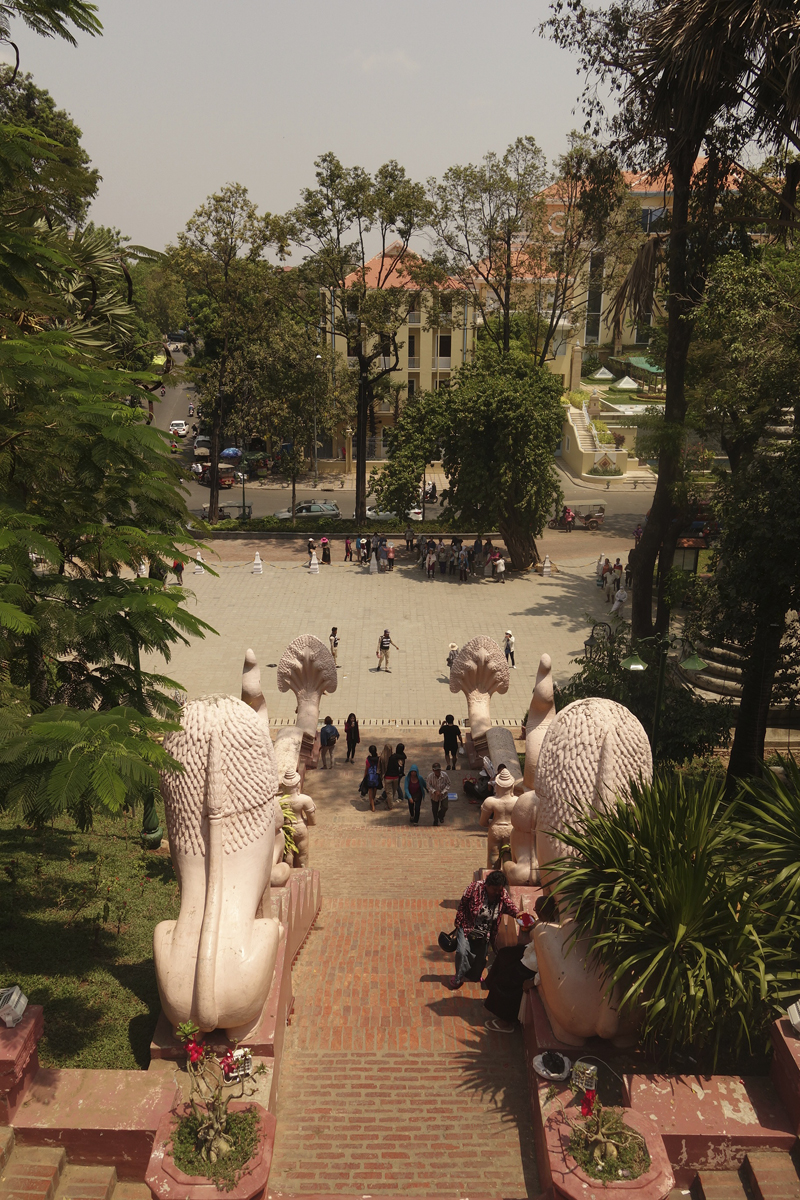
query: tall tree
[
  {"left": 171, "top": 183, "right": 277, "bottom": 523},
  {"left": 0, "top": 65, "right": 99, "bottom": 224},
  {"left": 546, "top": 0, "right": 800, "bottom": 642},
  {"left": 283, "top": 152, "right": 432, "bottom": 522},
  {"left": 428, "top": 137, "right": 548, "bottom": 358}
]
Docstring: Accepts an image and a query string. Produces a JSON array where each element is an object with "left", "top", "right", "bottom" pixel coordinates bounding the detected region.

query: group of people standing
[
  {"left": 417, "top": 535, "right": 505, "bottom": 583},
  {"left": 344, "top": 534, "right": 396, "bottom": 570}
]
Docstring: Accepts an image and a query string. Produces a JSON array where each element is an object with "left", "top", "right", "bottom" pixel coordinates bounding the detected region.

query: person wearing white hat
[{"left": 503, "top": 631, "right": 516, "bottom": 668}]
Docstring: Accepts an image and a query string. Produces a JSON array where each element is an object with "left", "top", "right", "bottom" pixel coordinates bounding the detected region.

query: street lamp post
[
  {"left": 620, "top": 634, "right": 707, "bottom": 758},
  {"left": 314, "top": 354, "right": 322, "bottom": 486}
]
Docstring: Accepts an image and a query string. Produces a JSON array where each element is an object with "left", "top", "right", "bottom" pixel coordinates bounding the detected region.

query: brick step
[
  {"left": 108, "top": 1185, "right": 150, "bottom": 1200},
  {"left": 0, "top": 1130, "right": 12, "bottom": 1171},
  {"left": 0, "top": 1144, "right": 66, "bottom": 1200},
  {"left": 691, "top": 1167, "right": 752, "bottom": 1199},
  {"left": 13, "top": 1068, "right": 179, "bottom": 1180},
  {"left": 743, "top": 1150, "right": 800, "bottom": 1200},
  {"left": 53, "top": 1165, "right": 116, "bottom": 1200}
]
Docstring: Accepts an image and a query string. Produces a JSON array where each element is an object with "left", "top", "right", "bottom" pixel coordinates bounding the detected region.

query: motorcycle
[
  {"left": 160, "top": 387, "right": 166, "bottom": 397},
  {"left": 188, "top": 403, "right": 194, "bottom": 416}
]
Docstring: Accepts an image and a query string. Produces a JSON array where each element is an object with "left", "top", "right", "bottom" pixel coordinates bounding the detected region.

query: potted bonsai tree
[{"left": 146, "top": 1022, "right": 276, "bottom": 1198}]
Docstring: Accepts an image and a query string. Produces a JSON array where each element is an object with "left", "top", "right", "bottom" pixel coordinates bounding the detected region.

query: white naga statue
[
  {"left": 530, "top": 696, "right": 653, "bottom": 1046},
  {"left": 504, "top": 654, "right": 557, "bottom": 887},
  {"left": 155, "top": 694, "right": 282, "bottom": 1039},
  {"left": 449, "top": 636, "right": 509, "bottom": 745},
  {"left": 280, "top": 768, "right": 316, "bottom": 869},
  {"left": 242, "top": 636, "right": 337, "bottom": 782}
]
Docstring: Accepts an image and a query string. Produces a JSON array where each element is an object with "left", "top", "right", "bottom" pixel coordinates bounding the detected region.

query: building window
[
  {"left": 641, "top": 207, "right": 666, "bottom": 233},
  {"left": 585, "top": 251, "right": 604, "bottom": 344},
  {"left": 407, "top": 378, "right": 416, "bottom": 397},
  {"left": 408, "top": 334, "right": 415, "bottom": 358},
  {"left": 438, "top": 335, "right": 451, "bottom": 358}
]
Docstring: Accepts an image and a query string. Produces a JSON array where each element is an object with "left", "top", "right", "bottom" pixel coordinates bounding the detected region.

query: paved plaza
[
  {"left": 267, "top": 727, "right": 539, "bottom": 1199},
  {"left": 149, "top": 533, "right": 634, "bottom": 722}
]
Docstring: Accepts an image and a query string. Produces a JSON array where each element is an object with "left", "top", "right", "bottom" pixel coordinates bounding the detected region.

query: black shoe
[{"left": 433, "top": 820, "right": 439, "bottom": 826}]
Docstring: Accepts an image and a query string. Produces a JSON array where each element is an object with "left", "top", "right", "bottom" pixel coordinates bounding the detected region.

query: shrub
[
  {"left": 588, "top": 465, "right": 623, "bottom": 476},
  {"left": 591, "top": 420, "right": 614, "bottom": 445},
  {"left": 552, "top": 773, "right": 800, "bottom": 1069}
]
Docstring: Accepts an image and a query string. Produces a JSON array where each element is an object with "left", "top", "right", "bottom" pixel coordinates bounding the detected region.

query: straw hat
[{"left": 449, "top": 642, "right": 459, "bottom": 651}]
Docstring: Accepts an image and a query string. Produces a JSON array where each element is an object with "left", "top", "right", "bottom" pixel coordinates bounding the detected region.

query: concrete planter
[
  {"left": 545, "top": 1106, "right": 674, "bottom": 1199},
  {"left": 145, "top": 1101, "right": 276, "bottom": 1200}
]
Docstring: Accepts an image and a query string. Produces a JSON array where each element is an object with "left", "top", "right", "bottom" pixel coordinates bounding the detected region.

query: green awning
[{"left": 626, "top": 356, "right": 663, "bottom": 375}]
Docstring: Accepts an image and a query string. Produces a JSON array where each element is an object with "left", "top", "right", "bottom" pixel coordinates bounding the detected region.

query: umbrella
[{"left": 220, "top": 447, "right": 242, "bottom": 460}]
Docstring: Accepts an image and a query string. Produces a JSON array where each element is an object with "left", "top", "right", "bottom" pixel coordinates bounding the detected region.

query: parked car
[
  {"left": 169, "top": 420, "right": 188, "bottom": 437},
  {"left": 193, "top": 435, "right": 211, "bottom": 459},
  {"left": 274, "top": 501, "right": 341, "bottom": 520},
  {"left": 365, "top": 506, "right": 423, "bottom": 521}
]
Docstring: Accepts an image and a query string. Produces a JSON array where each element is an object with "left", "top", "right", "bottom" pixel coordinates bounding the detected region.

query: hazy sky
[{"left": 5, "top": 0, "right": 591, "bottom": 251}]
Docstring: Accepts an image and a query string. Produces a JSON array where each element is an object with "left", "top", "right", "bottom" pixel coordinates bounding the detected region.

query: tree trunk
[
  {"left": 630, "top": 152, "right": 695, "bottom": 641},
  {"left": 726, "top": 616, "right": 785, "bottom": 783},
  {"left": 27, "top": 637, "right": 50, "bottom": 710},
  {"left": 500, "top": 518, "right": 538, "bottom": 571}
]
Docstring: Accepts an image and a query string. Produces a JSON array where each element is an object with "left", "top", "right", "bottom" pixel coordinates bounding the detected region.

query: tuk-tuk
[
  {"left": 199, "top": 464, "right": 236, "bottom": 490},
  {"left": 548, "top": 502, "right": 606, "bottom": 531}
]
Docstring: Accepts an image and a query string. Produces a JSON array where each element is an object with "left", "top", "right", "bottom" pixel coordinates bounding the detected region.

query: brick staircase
[
  {"left": 690, "top": 1149, "right": 800, "bottom": 1199},
  {"left": 0, "top": 1126, "right": 150, "bottom": 1200},
  {"left": 568, "top": 405, "right": 598, "bottom": 452}
]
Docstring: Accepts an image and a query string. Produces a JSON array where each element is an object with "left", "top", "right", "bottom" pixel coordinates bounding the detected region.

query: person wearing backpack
[
  {"left": 363, "top": 745, "right": 382, "bottom": 812},
  {"left": 319, "top": 715, "right": 339, "bottom": 769},
  {"left": 376, "top": 628, "right": 399, "bottom": 672}
]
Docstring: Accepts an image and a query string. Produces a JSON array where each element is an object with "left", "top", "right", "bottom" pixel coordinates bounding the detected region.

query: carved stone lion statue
[{"left": 155, "top": 694, "right": 282, "bottom": 1039}]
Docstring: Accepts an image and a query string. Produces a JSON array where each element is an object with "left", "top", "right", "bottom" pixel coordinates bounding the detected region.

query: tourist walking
[
  {"left": 307, "top": 538, "right": 316, "bottom": 567},
  {"left": 426, "top": 547, "right": 436, "bottom": 579},
  {"left": 362, "top": 745, "right": 382, "bottom": 812},
  {"left": 387, "top": 542, "right": 395, "bottom": 571},
  {"left": 394, "top": 742, "right": 407, "bottom": 787},
  {"left": 634, "top": 524, "right": 643, "bottom": 547},
  {"left": 437, "top": 539, "right": 448, "bottom": 576},
  {"left": 344, "top": 713, "right": 360, "bottom": 762},
  {"left": 610, "top": 586, "right": 628, "bottom": 616},
  {"left": 172, "top": 558, "right": 184, "bottom": 586},
  {"left": 427, "top": 763, "right": 451, "bottom": 826},
  {"left": 378, "top": 741, "right": 393, "bottom": 799},
  {"left": 344, "top": 536, "right": 353, "bottom": 562},
  {"left": 446, "top": 643, "right": 459, "bottom": 672},
  {"left": 319, "top": 716, "right": 339, "bottom": 769},
  {"left": 448, "top": 542, "right": 458, "bottom": 576},
  {"left": 329, "top": 626, "right": 340, "bottom": 667},
  {"left": 376, "top": 628, "right": 399, "bottom": 671},
  {"left": 612, "top": 558, "right": 623, "bottom": 589},
  {"left": 383, "top": 739, "right": 402, "bottom": 806},
  {"left": 472, "top": 535, "right": 483, "bottom": 572},
  {"left": 405, "top": 526, "right": 414, "bottom": 551},
  {"left": 503, "top": 631, "right": 515, "bottom": 668},
  {"left": 495, "top": 554, "right": 506, "bottom": 583},
  {"left": 439, "top": 713, "right": 463, "bottom": 770},
  {"left": 320, "top": 537, "right": 331, "bottom": 565},
  {"left": 404, "top": 764, "right": 427, "bottom": 824},
  {"left": 563, "top": 505, "right": 575, "bottom": 533}
]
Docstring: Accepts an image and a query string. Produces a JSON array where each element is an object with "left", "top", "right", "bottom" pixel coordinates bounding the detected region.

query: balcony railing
[
  {"left": 407, "top": 311, "right": 421, "bottom": 324},
  {"left": 379, "top": 355, "right": 393, "bottom": 369},
  {"left": 407, "top": 357, "right": 420, "bottom": 370},
  {"left": 438, "top": 314, "right": 452, "bottom": 327},
  {"left": 432, "top": 357, "right": 451, "bottom": 370},
  {"left": 376, "top": 401, "right": 393, "bottom": 414}
]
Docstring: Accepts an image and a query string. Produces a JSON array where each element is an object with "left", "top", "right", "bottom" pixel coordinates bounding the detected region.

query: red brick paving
[{"left": 268, "top": 733, "right": 539, "bottom": 1198}]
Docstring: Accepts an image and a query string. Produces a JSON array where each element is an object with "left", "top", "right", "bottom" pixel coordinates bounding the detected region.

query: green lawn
[{"left": 0, "top": 808, "right": 179, "bottom": 1070}]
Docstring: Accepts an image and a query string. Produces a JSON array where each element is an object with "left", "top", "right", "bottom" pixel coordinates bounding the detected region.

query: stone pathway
[
  {"left": 147, "top": 539, "right": 632, "bottom": 723},
  {"left": 267, "top": 729, "right": 539, "bottom": 1199}
]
